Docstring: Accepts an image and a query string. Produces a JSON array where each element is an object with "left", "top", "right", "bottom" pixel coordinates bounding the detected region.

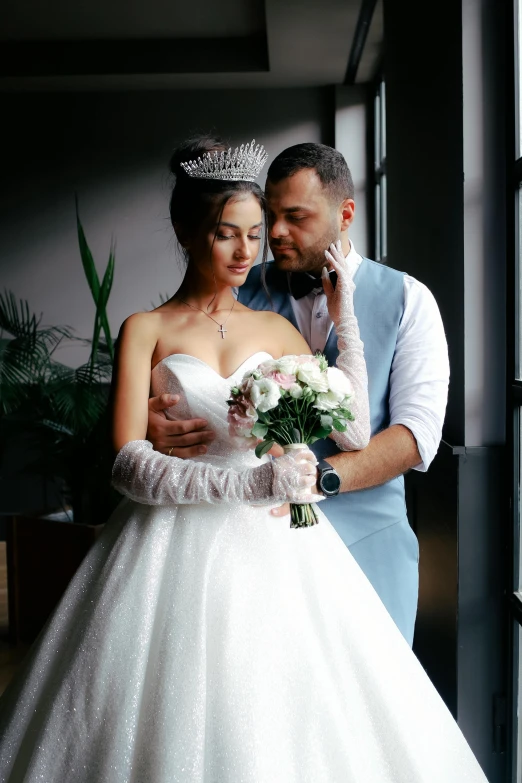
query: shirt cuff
[{"left": 389, "top": 416, "right": 441, "bottom": 473}]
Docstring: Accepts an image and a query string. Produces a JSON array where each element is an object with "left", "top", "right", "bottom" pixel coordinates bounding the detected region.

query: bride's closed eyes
[
  {"left": 216, "top": 233, "right": 262, "bottom": 241},
  {"left": 215, "top": 219, "right": 263, "bottom": 242}
]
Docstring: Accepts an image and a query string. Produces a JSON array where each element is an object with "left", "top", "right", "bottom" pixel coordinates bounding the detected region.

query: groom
[{"left": 147, "top": 143, "right": 449, "bottom": 646}]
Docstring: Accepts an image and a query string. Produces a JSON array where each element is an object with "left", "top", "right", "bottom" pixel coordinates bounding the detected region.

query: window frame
[
  {"left": 508, "top": 2, "right": 522, "bottom": 779},
  {"left": 373, "top": 77, "right": 387, "bottom": 263}
]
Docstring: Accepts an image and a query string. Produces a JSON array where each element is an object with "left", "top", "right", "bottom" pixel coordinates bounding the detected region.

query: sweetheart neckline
[{"left": 151, "top": 351, "right": 273, "bottom": 381}]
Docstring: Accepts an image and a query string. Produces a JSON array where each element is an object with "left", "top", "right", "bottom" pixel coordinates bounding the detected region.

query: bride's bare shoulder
[
  {"left": 116, "top": 310, "right": 163, "bottom": 352},
  {"left": 118, "top": 309, "right": 162, "bottom": 333}
]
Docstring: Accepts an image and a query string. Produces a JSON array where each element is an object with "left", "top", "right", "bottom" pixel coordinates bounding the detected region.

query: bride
[{"left": 0, "top": 136, "right": 487, "bottom": 782}]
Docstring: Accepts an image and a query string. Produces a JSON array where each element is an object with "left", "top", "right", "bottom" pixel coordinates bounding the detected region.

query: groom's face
[{"left": 265, "top": 168, "right": 342, "bottom": 275}]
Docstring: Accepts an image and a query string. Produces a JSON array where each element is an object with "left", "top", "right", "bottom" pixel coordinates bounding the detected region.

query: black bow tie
[{"left": 289, "top": 270, "right": 337, "bottom": 300}]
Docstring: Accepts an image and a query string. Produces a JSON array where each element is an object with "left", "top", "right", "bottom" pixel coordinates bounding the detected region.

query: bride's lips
[{"left": 227, "top": 264, "right": 250, "bottom": 273}]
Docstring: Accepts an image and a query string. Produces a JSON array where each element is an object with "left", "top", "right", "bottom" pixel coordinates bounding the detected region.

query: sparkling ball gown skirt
[{"left": 0, "top": 353, "right": 488, "bottom": 782}]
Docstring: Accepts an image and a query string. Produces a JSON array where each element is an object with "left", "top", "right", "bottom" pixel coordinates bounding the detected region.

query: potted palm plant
[{"left": 1, "top": 201, "right": 120, "bottom": 642}]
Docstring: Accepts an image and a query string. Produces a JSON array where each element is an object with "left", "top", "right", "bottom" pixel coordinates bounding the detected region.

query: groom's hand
[{"left": 147, "top": 394, "right": 215, "bottom": 458}]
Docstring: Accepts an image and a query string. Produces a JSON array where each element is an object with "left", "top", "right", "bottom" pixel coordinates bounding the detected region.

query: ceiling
[{"left": 0, "top": 0, "right": 383, "bottom": 91}]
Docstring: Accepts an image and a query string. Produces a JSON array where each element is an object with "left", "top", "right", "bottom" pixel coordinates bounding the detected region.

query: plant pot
[{"left": 6, "top": 514, "right": 104, "bottom": 644}]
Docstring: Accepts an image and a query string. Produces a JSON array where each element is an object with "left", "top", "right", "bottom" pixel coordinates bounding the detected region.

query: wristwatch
[{"left": 316, "top": 459, "right": 341, "bottom": 497}]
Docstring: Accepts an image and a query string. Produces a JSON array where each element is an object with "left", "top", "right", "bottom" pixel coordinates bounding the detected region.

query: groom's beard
[{"left": 270, "top": 228, "right": 340, "bottom": 275}]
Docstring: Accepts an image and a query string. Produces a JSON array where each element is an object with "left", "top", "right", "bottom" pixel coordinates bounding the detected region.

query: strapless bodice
[{"left": 150, "top": 351, "right": 272, "bottom": 462}]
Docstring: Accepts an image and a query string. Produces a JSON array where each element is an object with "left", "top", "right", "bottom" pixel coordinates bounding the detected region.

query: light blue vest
[{"left": 239, "top": 258, "right": 419, "bottom": 644}]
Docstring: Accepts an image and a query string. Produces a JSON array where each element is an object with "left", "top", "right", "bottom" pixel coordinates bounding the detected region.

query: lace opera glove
[
  {"left": 112, "top": 440, "right": 323, "bottom": 506},
  {"left": 322, "top": 241, "right": 371, "bottom": 451}
]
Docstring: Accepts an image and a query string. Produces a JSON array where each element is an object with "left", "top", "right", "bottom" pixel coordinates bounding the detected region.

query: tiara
[{"left": 180, "top": 140, "right": 268, "bottom": 183}]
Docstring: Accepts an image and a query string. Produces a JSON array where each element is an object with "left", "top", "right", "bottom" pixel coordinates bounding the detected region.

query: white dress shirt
[{"left": 289, "top": 243, "right": 450, "bottom": 472}]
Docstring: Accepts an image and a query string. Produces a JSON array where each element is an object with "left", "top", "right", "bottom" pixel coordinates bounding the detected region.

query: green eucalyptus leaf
[
  {"left": 255, "top": 439, "right": 275, "bottom": 459},
  {"left": 333, "top": 419, "right": 347, "bottom": 432},
  {"left": 311, "top": 425, "right": 332, "bottom": 440},
  {"left": 251, "top": 422, "right": 268, "bottom": 438}
]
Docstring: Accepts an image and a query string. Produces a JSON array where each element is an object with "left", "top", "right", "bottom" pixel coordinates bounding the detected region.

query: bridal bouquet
[{"left": 227, "top": 354, "right": 354, "bottom": 528}]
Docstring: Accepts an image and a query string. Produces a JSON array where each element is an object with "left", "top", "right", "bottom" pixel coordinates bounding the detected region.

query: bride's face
[{"left": 189, "top": 194, "right": 263, "bottom": 286}]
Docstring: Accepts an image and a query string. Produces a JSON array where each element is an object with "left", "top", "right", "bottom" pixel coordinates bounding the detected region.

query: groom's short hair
[{"left": 266, "top": 143, "right": 355, "bottom": 204}]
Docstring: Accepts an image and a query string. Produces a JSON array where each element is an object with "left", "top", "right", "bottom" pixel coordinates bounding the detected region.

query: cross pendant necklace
[{"left": 179, "top": 297, "right": 236, "bottom": 339}]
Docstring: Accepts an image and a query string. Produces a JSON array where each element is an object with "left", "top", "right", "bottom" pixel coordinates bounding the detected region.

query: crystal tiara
[{"left": 180, "top": 140, "right": 268, "bottom": 183}]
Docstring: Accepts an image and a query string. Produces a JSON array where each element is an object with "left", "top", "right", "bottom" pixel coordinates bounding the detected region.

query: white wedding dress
[{"left": 0, "top": 352, "right": 488, "bottom": 783}]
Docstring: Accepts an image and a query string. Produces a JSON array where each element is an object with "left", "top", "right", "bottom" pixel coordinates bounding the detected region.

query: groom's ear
[{"left": 339, "top": 199, "right": 355, "bottom": 231}]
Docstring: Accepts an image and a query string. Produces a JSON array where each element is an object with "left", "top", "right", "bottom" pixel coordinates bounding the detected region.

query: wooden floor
[{"left": 0, "top": 542, "right": 29, "bottom": 696}]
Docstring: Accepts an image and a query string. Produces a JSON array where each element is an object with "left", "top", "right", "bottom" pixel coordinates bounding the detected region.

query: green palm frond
[
  {"left": 43, "top": 359, "right": 111, "bottom": 438},
  {"left": 0, "top": 290, "right": 41, "bottom": 338},
  {"left": 90, "top": 241, "right": 115, "bottom": 369},
  {"left": 0, "top": 293, "right": 75, "bottom": 416},
  {"left": 75, "top": 196, "right": 115, "bottom": 365}
]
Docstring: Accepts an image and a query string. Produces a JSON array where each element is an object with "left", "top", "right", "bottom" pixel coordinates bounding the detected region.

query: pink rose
[
  {"left": 239, "top": 375, "right": 255, "bottom": 395},
  {"left": 235, "top": 394, "right": 258, "bottom": 418},
  {"left": 267, "top": 371, "right": 297, "bottom": 390},
  {"left": 227, "top": 400, "right": 258, "bottom": 438}
]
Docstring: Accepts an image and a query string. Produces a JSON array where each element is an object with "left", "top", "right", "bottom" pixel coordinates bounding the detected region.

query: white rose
[
  {"left": 288, "top": 383, "right": 304, "bottom": 399},
  {"left": 250, "top": 377, "right": 281, "bottom": 412},
  {"left": 276, "top": 355, "right": 298, "bottom": 375},
  {"left": 320, "top": 414, "right": 333, "bottom": 428},
  {"left": 313, "top": 390, "right": 343, "bottom": 411},
  {"left": 296, "top": 363, "right": 329, "bottom": 393},
  {"left": 326, "top": 367, "right": 353, "bottom": 400}
]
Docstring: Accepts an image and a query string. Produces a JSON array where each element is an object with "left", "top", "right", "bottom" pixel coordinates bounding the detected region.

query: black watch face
[{"left": 321, "top": 471, "right": 340, "bottom": 494}]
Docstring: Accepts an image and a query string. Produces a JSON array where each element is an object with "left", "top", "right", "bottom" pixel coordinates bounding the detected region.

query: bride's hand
[
  {"left": 262, "top": 445, "right": 287, "bottom": 512},
  {"left": 269, "top": 449, "right": 322, "bottom": 512},
  {"left": 322, "top": 240, "right": 356, "bottom": 325}
]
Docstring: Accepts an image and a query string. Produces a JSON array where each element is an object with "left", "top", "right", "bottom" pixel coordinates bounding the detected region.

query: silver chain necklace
[{"left": 179, "top": 297, "right": 236, "bottom": 339}]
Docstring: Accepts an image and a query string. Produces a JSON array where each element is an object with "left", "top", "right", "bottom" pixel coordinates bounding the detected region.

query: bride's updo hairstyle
[{"left": 169, "top": 134, "right": 268, "bottom": 273}]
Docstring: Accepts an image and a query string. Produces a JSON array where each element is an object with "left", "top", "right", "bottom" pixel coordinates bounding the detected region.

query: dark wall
[
  {"left": 385, "top": 0, "right": 509, "bottom": 778},
  {"left": 0, "top": 87, "right": 334, "bottom": 358},
  {"left": 383, "top": 0, "right": 465, "bottom": 445}
]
